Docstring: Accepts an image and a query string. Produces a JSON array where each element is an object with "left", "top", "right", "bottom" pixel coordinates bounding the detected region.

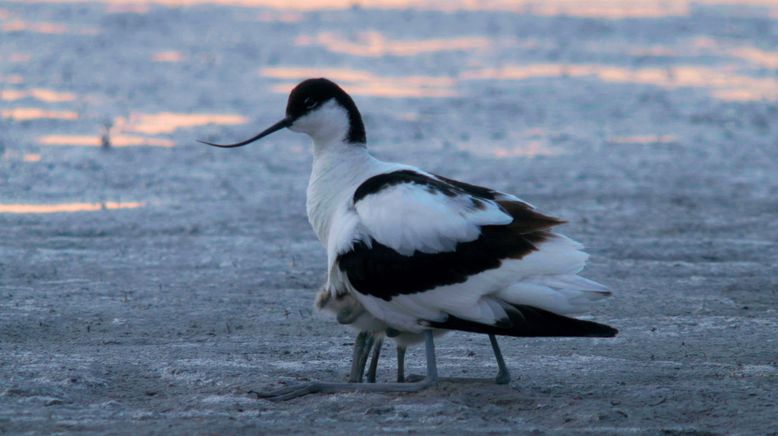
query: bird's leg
[
  {"left": 253, "top": 330, "right": 438, "bottom": 401},
  {"left": 424, "top": 331, "right": 438, "bottom": 382},
  {"left": 348, "top": 331, "right": 369, "bottom": 383},
  {"left": 489, "top": 334, "right": 511, "bottom": 385},
  {"left": 357, "top": 334, "right": 375, "bottom": 381},
  {"left": 365, "top": 336, "right": 383, "bottom": 383},
  {"left": 406, "top": 335, "right": 511, "bottom": 384},
  {"left": 361, "top": 334, "right": 375, "bottom": 373},
  {"left": 396, "top": 346, "right": 406, "bottom": 383}
]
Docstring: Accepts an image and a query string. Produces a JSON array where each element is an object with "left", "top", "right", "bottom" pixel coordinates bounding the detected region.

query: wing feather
[
  {"left": 354, "top": 172, "right": 512, "bottom": 256},
  {"left": 331, "top": 169, "right": 606, "bottom": 333}
]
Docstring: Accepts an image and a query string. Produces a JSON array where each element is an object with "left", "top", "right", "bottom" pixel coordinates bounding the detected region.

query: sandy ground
[{"left": 2, "top": 1, "right": 778, "bottom": 433}]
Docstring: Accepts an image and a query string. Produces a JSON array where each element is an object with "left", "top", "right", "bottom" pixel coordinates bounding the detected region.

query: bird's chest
[
  {"left": 304, "top": 147, "right": 395, "bottom": 249},
  {"left": 306, "top": 173, "right": 353, "bottom": 247}
]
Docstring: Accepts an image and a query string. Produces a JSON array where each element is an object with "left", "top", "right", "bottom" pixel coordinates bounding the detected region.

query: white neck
[
  {"left": 301, "top": 102, "right": 407, "bottom": 248},
  {"left": 306, "top": 138, "right": 375, "bottom": 245}
]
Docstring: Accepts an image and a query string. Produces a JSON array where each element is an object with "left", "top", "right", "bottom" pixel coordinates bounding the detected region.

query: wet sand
[{"left": 1, "top": 1, "right": 777, "bottom": 433}]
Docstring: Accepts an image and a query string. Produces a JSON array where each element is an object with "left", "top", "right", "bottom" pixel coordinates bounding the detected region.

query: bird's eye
[{"left": 304, "top": 97, "right": 317, "bottom": 109}]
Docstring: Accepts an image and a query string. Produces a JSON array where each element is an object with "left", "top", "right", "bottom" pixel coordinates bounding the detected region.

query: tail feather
[
  {"left": 499, "top": 274, "right": 612, "bottom": 316},
  {"left": 426, "top": 303, "right": 617, "bottom": 338}
]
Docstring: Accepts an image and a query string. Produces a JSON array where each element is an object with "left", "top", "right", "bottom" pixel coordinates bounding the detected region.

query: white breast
[{"left": 305, "top": 143, "right": 405, "bottom": 248}]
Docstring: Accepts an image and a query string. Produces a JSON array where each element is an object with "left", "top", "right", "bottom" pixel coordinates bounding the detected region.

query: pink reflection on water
[
  {"left": 117, "top": 112, "right": 248, "bottom": 135},
  {"left": 688, "top": 36, "right": 719, "bottom": 51},
  {"left": 13, "top": 0, "right": 399, "bottom": 9},
  {"left": 627, "top": 46, "right": 678, "bottom": 57},
  {"left": 2, "top": 20, "right": 66, "bottom": 33},
  {"left": 295, "top": 31, "right": 491, "bottom": 57},
  {"left": 607, "top": 135, "right": 678, "bottom": 145},
  {"left": 462, "top": 64, "right": 576, "bottom": 81},
  {"left": 697, "top": 0, "right": 778, "bottom": 17},
  {"left": 493, "top": 141, "right": 562, "bottom": 158},
  {"left": 8, "top": 53, "right": 31, "bottom": 63},
  {"left": 261, "top": 67, "right": 373, "bottom": 82},
  {"left": 516, "top": 0, "right": 688, "bottom": 19},
  {"left": 728, "top": 47, "right": 778, "bottom": 69},
  {"left": 105, "top": 3, "right": 150, "bottom": 13},
  {"left": 338, "top": 84, "right": 456, "bottom": 98},
  {"left": 586, "top": 36, "right": 778, "bottom": 77},
  {"left": 688, "top": 36, "right": 778, "bottom": 69},
  {"left": 460, "top": 140, "right": 562, "bottom": 159},
  {"left": 37, "top": 112, "right": 248, "bottom": 147},
  {"left": 151, "top": 51, "right": 184, "bottom": 62},
  {"left": 0, "top": 88, "right": 76, "bottom": 103},
  {"left": 257, "top": 11, "right": 304, "bottom": 22},
  {"left": 261, "top": 67, "right": 457, "bottom": 98},
  {"left": 459, "top": 129, "right": 562, "bottom": 159},
  {"left": 1, "top": 150, "right": 43, "bottom": 162},
  {"left": 462, "top": 64, "right": 778, "bottom": 101},
  {"left": 10, "top": 0, "right": 445, "bottom": 10},
  {"left": 1, "top": 20, "right": 98, "bottom": 35},
  {"left": 1, "top": 107, "right": 78, "bottom": 121},
  {"left": 0, "top": 201, "right": 143, "bottom": 214},
  {"left": 0, "top": 75, "right": 23, "bottom": 84},
  {"left": 9, "top": 0, "right": 704, "bottom": 18},
  {"left": 38, "top": 134, "right": 175, "bottom": 147}
]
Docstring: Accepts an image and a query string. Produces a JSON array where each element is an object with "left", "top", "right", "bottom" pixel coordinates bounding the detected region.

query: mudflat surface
[{"left": 1, "top": 1, "right": 777, "bottom": 434}]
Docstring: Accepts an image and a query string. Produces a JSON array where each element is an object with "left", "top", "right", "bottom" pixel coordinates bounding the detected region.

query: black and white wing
[{"left": 329, "top": 169, "right": 614, "bottom": 337}]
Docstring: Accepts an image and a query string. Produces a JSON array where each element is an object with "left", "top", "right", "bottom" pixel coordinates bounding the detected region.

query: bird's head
[
  {"left": 314, "top": 289, "right": 366, "bottom": 326},
  {"left": 200, "top": 78, "right": 365, "bottom": 148}
]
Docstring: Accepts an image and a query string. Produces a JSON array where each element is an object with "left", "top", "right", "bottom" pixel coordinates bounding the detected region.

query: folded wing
[{"left": 331, "top": 169, "right": 613, "bottom": 335}]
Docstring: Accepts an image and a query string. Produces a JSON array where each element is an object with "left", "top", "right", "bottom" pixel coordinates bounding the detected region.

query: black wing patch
[
  {"left": 434, "top": 173, "right": 566, "bottom": 231},
  {"left": 353, "top": 170, "right": 466, "bottom": 203},
  {"left": 343, "top": 170, "right": 567, "bottom": 300},
  {"left": 353, "top": 170, "right": 563, "bottom": 229},
  {"left": 433, "top": 174, "right": 500, "bottom": 200},
  {"left": 426, "top": 303, "right": 618, "bottom": 338},
  {"left": 337, "top": 229, "right": 548, "bottom": 301}
]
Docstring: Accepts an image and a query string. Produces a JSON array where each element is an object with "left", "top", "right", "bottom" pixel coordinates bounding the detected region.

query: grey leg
[
  {"left": 348, "top": 332, "right": 369, "bottom": 383},
  {"left": 489, "top": 334, "right": 511, "bottom": 385},
  {"left": 357, "top": 334, "right": 375, "bottom": 381},
  {"left": 365, "top": 336, "right": 383, "bottom": 383},
  {"left": 255, "top": 330, "right": 438, "bottom": 401},
  {"left": 407, "top": 335, "right": 511, "bottom": 384},
  {"left": 396, "top": 346, "right": 406, "bottom": 383},
  {"left": 424, "top": 330, "right": 438, "bottom": 381}
]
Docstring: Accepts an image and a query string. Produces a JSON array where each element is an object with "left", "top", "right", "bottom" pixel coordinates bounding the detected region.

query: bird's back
[{"left": 321, "top": 163, "right": 614, "bottom": 335}]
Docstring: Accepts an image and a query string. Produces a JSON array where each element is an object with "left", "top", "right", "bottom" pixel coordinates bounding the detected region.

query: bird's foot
[
  {"left": 495, "top": 369, "right": 511, "bottom": 385},
  {"left": 250, "top": 383, "right": 322, "bottom": 402},
  {"left": 404, "top": 373, "right": 426, "bottom": 383},
  {"left": 401, "top": 374, "right": 512, "bottom": 385},
  {"left": 251, "top": 378, "right": 437, "bottom": 402}
]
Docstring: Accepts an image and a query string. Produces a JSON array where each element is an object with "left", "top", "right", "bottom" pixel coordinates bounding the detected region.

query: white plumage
[
  {"left": 319, "top": 166, "right": 608, "bottom": 332},
  {"left": 354, "top": 178, "right": 512, "bottom": 256},
  {"left": 203, "top": 78, "right": 616, "bottom": 399},
  {"left": 284, "top": 83, "right": 612, "bottom": 335}
]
